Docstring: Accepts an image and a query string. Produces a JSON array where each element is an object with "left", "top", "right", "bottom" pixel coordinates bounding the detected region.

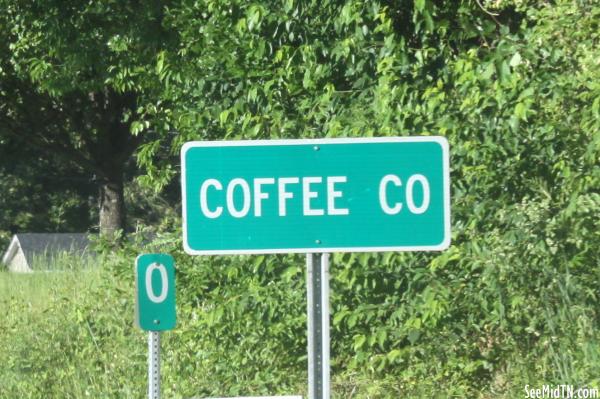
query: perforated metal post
[
  {"left": 307, "top": 253, "right": 331, "bottom": 399},
  {"left": 148, "top": 331, "right": 161, "bottom": 399},
  {"left": 321, "top": 253, "right": 330, "bottom": 398}
]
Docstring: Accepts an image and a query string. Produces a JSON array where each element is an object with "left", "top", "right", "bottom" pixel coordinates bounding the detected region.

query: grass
[
  {"left": 1, "top": 246, "right": 599, "bottom": 398},
  {"left": 0, "top": 266, "right": 100, "bottom": 310},
  {"left": 0, "top": 255, "right": 148, "bottom": 399}
]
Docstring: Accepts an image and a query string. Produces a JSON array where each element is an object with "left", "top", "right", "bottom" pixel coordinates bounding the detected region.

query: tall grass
[
  {"left": 0, "top": 253, "right": 147, "bottom": 399},
  {"left": 28, "top": 249, "right": 97, "bottom": 271},
  {"left": 0, "top": 252, "right": 97, "bottom": 308},
  {"left": 0, "top": 234, "right": 598, "bottom": 398}
]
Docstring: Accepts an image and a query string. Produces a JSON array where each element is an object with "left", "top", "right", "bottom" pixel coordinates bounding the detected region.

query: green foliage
[
  {"left": 0, "top": 136, "right": 97, "bottom": 249},
  {"left": 2, "top": 0, "right": 168, "bottom": 95},
  {"left": 0, "top": 0, "right": 177, "bottom": 234},
  {"left": 0, "top": 0, "right": 599, "bottom": 397},
  {"left": 144, "top": 0, "right": 600, "bottom": 395},
  {"left": 2, "top": 217, "right": 599, "bottom": 397}
]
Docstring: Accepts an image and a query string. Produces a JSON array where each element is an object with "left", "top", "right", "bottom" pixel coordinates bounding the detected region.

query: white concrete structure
[
  {"left": 2, "top": 233, "right": 89, "bottom": 272},
  {"left": 2, "top": 235, "right": 31, "bottom": 272}
]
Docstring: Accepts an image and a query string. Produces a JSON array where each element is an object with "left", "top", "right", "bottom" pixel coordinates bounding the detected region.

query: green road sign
[
  {"left": 135, "top": 254, "right": 176, "bottom": 331},
  {"left": 181, "top": 137, "right": 450, "bottom": 255}
]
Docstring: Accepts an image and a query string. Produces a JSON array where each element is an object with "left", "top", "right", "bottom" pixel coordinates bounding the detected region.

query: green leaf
[
  {"left": 515, "top": 102, "right": 528, "bottom": 120},
  {"left": 407, "top": 329, "right": 420, "bottom": 344},
  {"left": 156, "top": 51, "right": 166, "bottom": 74},
  {"left": 415, "top": 0, "right": 426, "bottom": 13},
  {"left": 353, "top": 334, "right": 367, "bottom": 350},
  {"left": 252, "top": 255, "right": 265, "bottom": 271},
  {"left": 481, "top": 62, "right": 495, "bottom": 80},
  {"left": 332, "top": 310, "right": 347, "bottom": 326},
  {"left": 219, "top": 110, "right": 230, "bottom": 126},
  {"left": 498, "top": 60, "right": 511, "bottom": 81},
  {"left": 281, "top": 265, "right": 299, "bottom": 281},
  {"left": 377, "top": 329, "right": 387, "bottom": 349},
  {"left": 347, "top": 313, "right": 358, "bottom": 328},
  {"left": 387, "top": 349, "right": 403, "bottom": 363},
  {"left": 509, "top": 52, "right": 522, "bottom": 67}
]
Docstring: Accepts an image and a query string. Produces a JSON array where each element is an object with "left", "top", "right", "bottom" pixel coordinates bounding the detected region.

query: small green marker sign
[{"left": 135, "top": 254, "right": 176, "bottom": 331}]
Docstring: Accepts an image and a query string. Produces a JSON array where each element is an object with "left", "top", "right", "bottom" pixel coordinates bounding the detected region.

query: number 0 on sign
[{"left": 135, "top": 254, "right": 176, "bottom": 331}]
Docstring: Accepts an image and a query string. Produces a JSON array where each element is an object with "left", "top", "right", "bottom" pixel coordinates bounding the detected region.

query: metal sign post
[
  {"left": 149, "top": 331, "right": 161, "bottom": 399},
  {"left": 307, "top": 253, "right": 330, "bottom": 399}
]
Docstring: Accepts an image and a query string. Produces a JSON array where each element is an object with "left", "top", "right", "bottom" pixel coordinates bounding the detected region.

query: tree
[
  {"left": 0, "top": 0, "right": 171, "bottom": 235},
  {"left": 0, "top": 133, "right": 97, "bottom": 249},
  {"left": 138, "top": 0, "right": 600, "bottom": 392}
]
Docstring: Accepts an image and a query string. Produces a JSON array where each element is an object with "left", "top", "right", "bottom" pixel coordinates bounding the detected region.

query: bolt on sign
[
  {"left": 135, "top": 253, "right": 176, "bottom": 331},
  {"left": 181, "top": 137, "right": 450, "bottom": 255}
]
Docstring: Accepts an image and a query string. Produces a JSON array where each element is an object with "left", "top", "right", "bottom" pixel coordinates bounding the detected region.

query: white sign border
[{"left": 181, "top": 136, "right": 451, "bottom": 255}]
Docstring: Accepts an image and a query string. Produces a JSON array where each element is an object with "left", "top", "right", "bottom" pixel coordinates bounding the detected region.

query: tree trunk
[
  {"left": 99, "top": 174, "right": 125, "bottom": 236},
  {"left": 92, "top": 90, "right": 139, "bottom": 237}
]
